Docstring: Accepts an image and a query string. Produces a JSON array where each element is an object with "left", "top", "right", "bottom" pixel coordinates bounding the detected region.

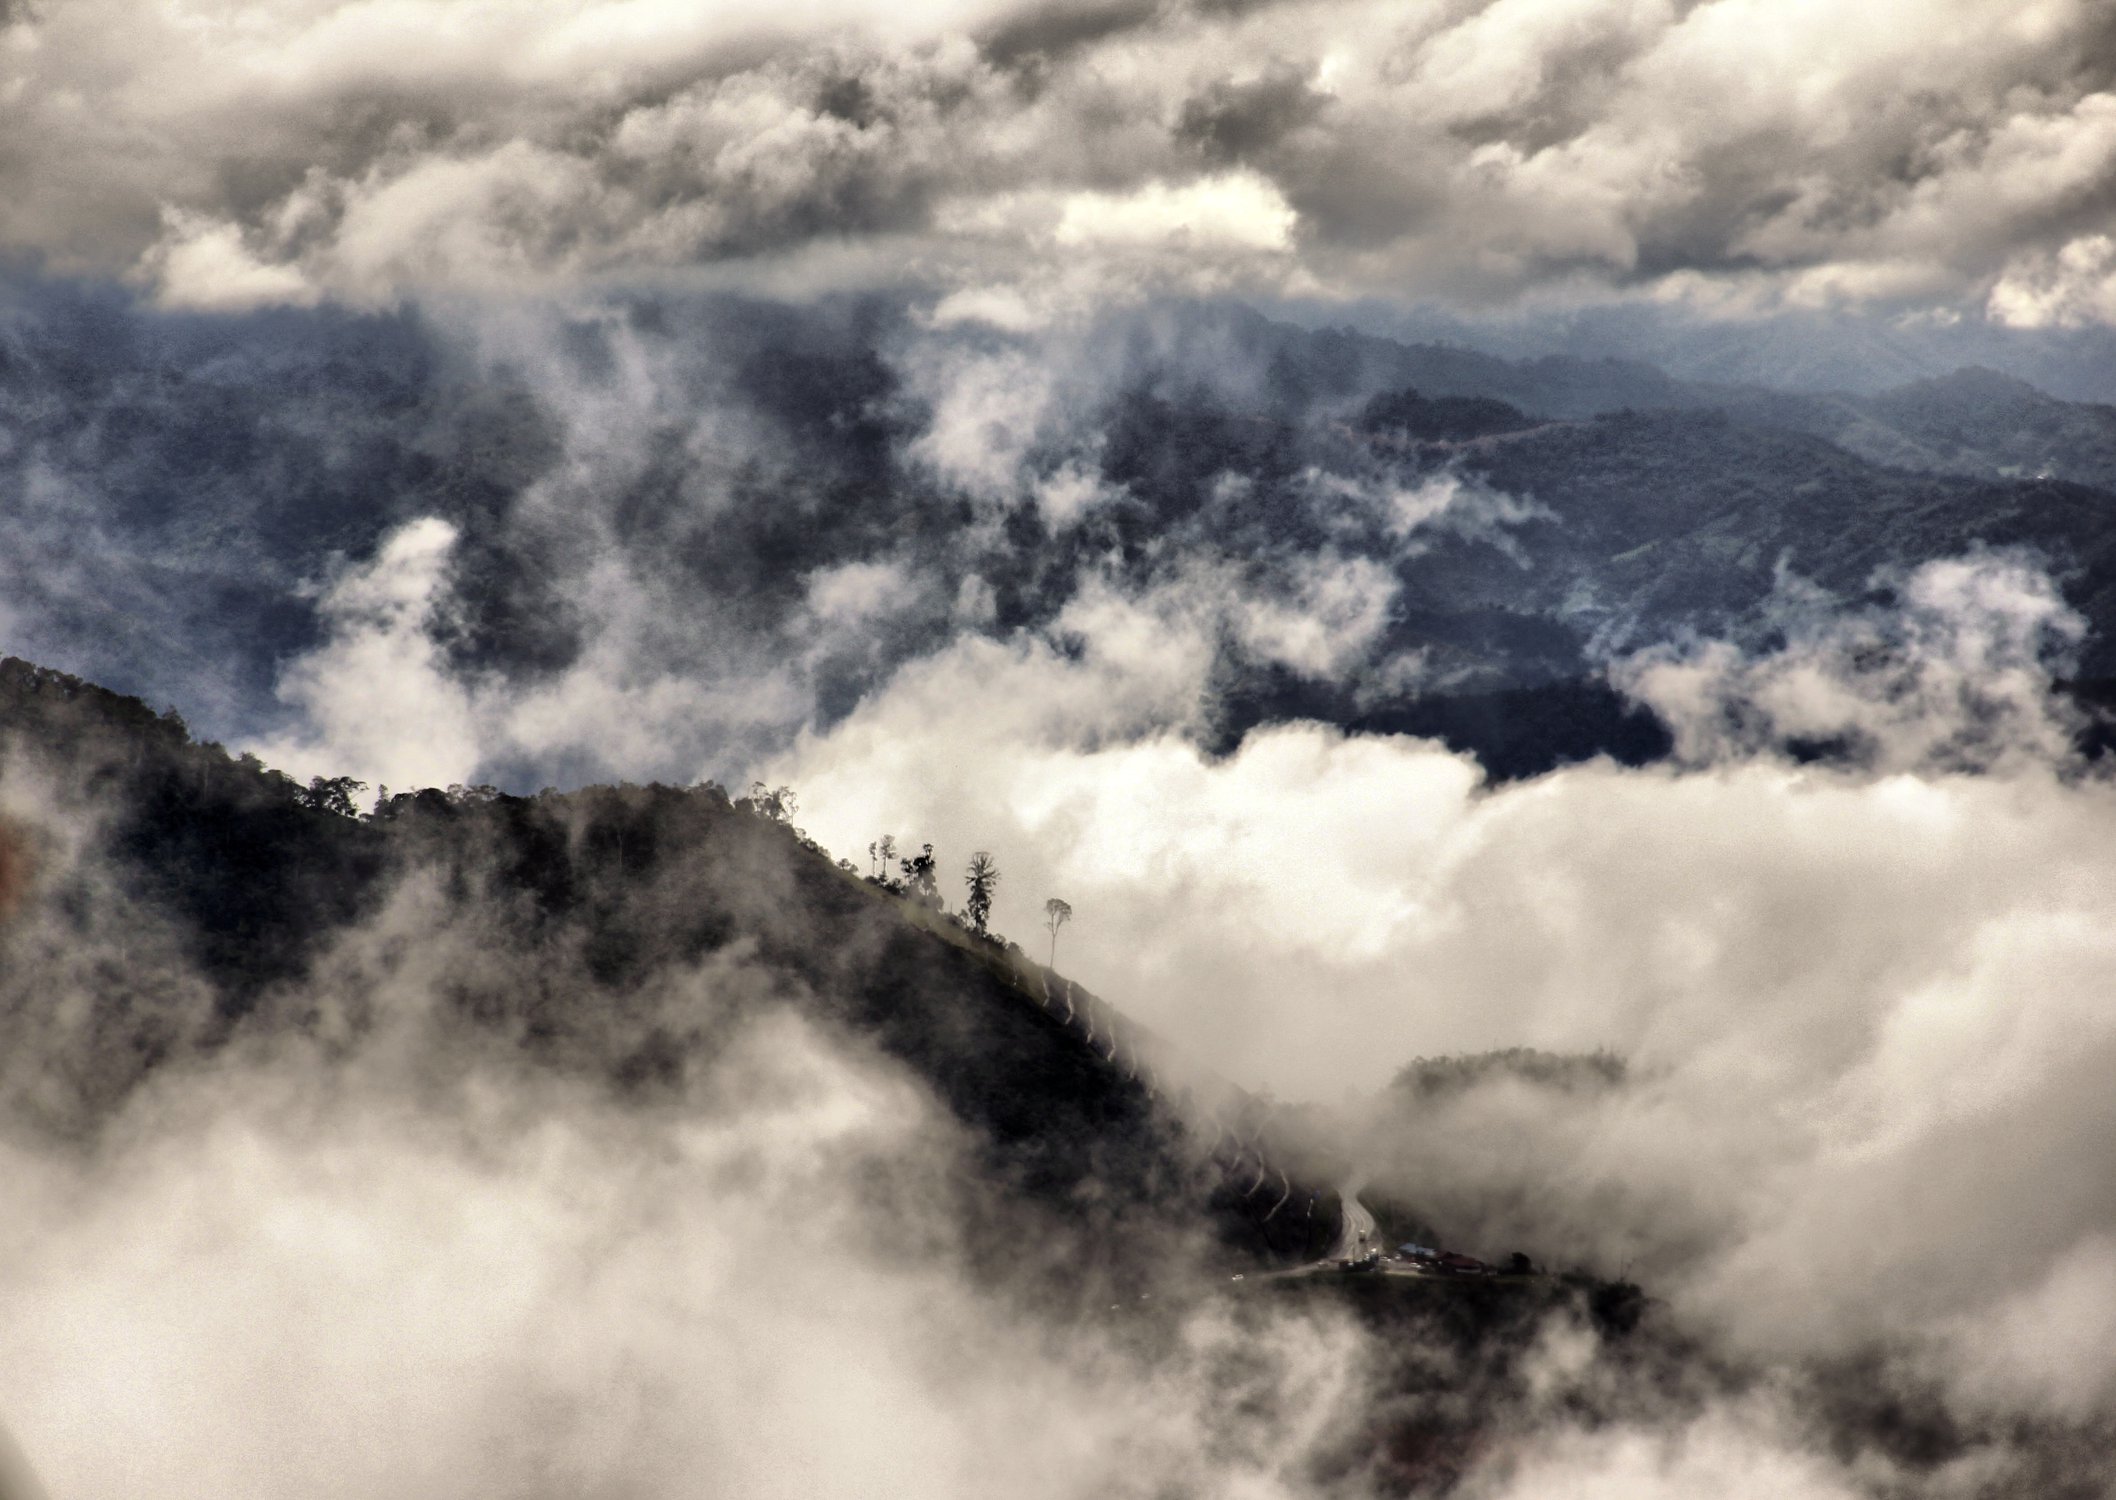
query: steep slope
[
  {"left": 0, "top": 658, "right": 1334, "bottom": 1287},
  {"left": 1446, "top": 408, "right": 2116, "bottom": 667},
  {"left": 1705, "top": 367, "right": 2116, "bottom": 491}
]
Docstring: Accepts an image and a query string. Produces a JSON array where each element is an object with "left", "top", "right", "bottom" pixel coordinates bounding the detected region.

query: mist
[
  {"left": 8, "top": 2, "right": 2116, "bottom": 1491},
  {"left": 0, "top": 749, "right": 1393, "bottom": 1500},
  {"left": 764, "top": 550, "right": 2116, "bottom": 1488}
]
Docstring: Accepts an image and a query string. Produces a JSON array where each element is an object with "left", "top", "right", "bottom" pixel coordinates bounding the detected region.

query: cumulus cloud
[
  {"left": 7, "top": 0, "right": 2116, "bottom": 318},
  {"left": 1053, "top": 172, "right": 1299, "bottom": 254},
  {"left": 1614, "top": 552, "right": 2087, "bottom": 772},
  {"left": 758, "top": 546, "right": 2116, "bottom": 1461},
  {"left": 1988, "top": 232, "right": 2116, "bottom": 328}
]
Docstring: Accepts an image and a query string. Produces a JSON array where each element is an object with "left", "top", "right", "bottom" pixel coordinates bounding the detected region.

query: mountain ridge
[{"left": 0, "top": 654, "right": 1335, "bottom": 1284}]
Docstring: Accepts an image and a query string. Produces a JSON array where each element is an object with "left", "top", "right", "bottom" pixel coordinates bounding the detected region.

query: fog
[
  {"left": 19, "top": 541, "right": 2116, "bottom": 1493},
  {"left": 767, "top": 551, "right": 2116, "bottom": 1482},
  {"left": 6, "top": 280, "right": 2116, "bottom": 1488},
  {"left": 7, "top": 2, "right": 2116, "bottom": 1484},
  {"left": 0, "top": 767, "right": 1379, "bottom": 1499}
]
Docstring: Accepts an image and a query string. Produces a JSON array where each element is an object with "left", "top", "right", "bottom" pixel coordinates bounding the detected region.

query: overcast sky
[{"left": 4, "top": 0, "right": 2116, "bottom": 326}]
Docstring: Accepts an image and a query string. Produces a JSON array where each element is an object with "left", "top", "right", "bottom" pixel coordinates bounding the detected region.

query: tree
[
  {"left": 746, "top": 782, "right": 797, "bottom": 824},
  {"left": 297, "top": 775, "right": 369, "bottom": 819},
  {"left": 1043, "top": 897, "right": 1072, "bottom": 968},
  {"left": 963, "top": 851, "right": 999, "bottom": 934},
  {"left": 899, "top": 843, "right": 940, "bottom": 908},
  {"left": 868, "top": 833, "right": 897, "bottom": 881}
]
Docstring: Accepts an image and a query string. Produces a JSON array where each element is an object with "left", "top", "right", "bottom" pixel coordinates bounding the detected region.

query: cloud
[
  {"left": 1476, "top": 1402, "right": 1870, "bottom": 1500},
  {"left": 1613, "top": 552, "right": 2086, "bottom": 772},
  {"left": 138, "top": 209, "right": 322, "bottom": 313},
  {"left": 1053, "top": 172, "right": 1299, "bottom": 253},
  {"left": 1303, "top": 468, "right": 1554, "bottom": 561},
  {"left": 1988, "top": 232, "right": 2116, "bottom": 328},
  {"left": 8, "top": 0, "right": 2116, "bottom": 318},
  {"left": 804, "top": 557, "right": 922, "bottom": 626},
  {"left": 0, "top": 1004, "right": 1371, "bottom": 1500},
  {"left": 0, "top": 740, "right": 1394, "bottom": 1500},
  {"left": 249, "top": 516, "right": 483, "bottom": 792},
  {"left": 1227, "top": 551, "right": 1401, "bottom": 678},
  {"left": 756, "top": 546, "right": 2116, "bottom": 1448},
  {"left": 900, "top": 341, "right": 1065, "bottom": 505},
  {"left": 245, "top": 511, "right": 819, "bottom": 794},
  {"left": 189, "top": 296, "right": 1572, "bottom": 795}
]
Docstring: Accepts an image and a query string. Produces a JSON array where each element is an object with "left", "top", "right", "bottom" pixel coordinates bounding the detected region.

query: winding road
[{"left": 1333, "top": 1177, "right": 1377, "bottom": 1261}]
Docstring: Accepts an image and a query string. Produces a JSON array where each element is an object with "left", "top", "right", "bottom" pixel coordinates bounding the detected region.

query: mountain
[
  {"left": 10, "top": 286, "right": 2116, "bottom": 789},
  {"left": 1436, "top": 408, "right": 2116, "bottom": 651},
  {"left": 0, "top": 654, "right": 1694, "bottom": 1495},
  {"left": 0, "top": 656, "right": 1332, "bottom": 1287},
  {"left": 1699, "top": 367, "right": 2116, "bottom": 491}
]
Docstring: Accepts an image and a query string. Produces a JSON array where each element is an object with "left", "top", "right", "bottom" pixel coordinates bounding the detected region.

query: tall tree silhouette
[
  {"left": 1043, "top": 897, "right": 1072, "bottom": 968},
  {"left": 963, "top": 851, "right": 1000, "bottom": 934},
  {"left": 899, "top": 843, "right": 940, "bottom": 908}
]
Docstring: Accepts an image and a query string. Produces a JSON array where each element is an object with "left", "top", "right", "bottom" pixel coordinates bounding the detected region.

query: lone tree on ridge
[
  {"left": 1043, "top": 897, "right": 1072, "bottom": 968},
  {"left": 963, "top": 851, "right": 1000, "bottom": 934}
]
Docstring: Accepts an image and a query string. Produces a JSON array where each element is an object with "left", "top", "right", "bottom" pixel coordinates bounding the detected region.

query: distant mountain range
[{"left": 4, "top": 285, "right": 2114, "bottom": 783}]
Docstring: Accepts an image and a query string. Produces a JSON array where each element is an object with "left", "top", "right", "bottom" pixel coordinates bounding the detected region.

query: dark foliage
[
  {"left": 1357, "top": 388, "right": 1538, "bottom": 442},
  {"left": 0, "top": 658, "right": 1320, "bottom": 1283},
  {"left": 1391, "top": 1047, "right": 1629, "bottom": 1100}
]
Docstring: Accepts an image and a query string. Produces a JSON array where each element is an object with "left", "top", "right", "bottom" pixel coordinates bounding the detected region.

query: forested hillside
[{"left": 0, "top": 656, "right": 1329, "bottom": 1286}]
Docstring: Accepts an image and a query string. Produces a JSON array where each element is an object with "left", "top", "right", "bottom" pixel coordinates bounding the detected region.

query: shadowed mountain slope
[{"left": 0, "top": 657, "right": 1332, "bottom": 1287}]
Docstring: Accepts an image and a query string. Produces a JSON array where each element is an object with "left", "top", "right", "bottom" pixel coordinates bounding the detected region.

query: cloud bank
[
  {"left": 7, "top": 5, "right": 2116, "bottom": 1489},
  {"left": 7, "top": 0, "right": 2116, "bottom": 321},
  {"left": 749, "top": 551, "right": 2116, "bottom": 1487},
  {"left": 13, "top": 546, "right": 2116, "bottom": 1494}
]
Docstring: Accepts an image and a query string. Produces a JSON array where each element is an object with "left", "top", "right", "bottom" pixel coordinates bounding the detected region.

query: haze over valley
[{"left": 7, "top": 2, "right": 2116, "bottom": 1495}]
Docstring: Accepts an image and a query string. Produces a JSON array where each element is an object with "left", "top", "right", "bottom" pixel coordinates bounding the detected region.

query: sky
[
  {"left": 9, "top": 2, "right": 2116, "bottom": 1497},
  {"left": 6, "top": 0, "right": 2116, "bottom": 325}
]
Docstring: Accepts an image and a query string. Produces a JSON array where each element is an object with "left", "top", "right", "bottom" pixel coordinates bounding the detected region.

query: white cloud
[
  {"left": 1481, "top": 1403, "right": 1868, "bottom": 1500},
  {"left": 1988, "top": 233, "right": 2116, "bottom": 329},
  {"left": 1054, "top": 172, "right": 1298, "bottom": 253},
  {"left": 804, "top": 558, "right": 920, "bottom": 626},
  {"left": 138, "top": 209, "right": 320, "bottom": 312},
  {"left": 1306, "top": 468, "right": 1554, "bottom": 560},
  {"left": 245, "top": 514, "right": 812, "bottom": 795},
  {"left": 753, "top": 547, "right": 2116, "bottom": 1429},
  {"left": 901, "top": 344, "right": 1059, "bottom": 504},
  {"left": 1614, "top": 553, "right": 2085, "bottom": 772},
  {"left": 248, "top": 517, "right": 482, "bottom": 792},
  {"left": 14, "top": 0, "right": 2116, "bottom": 317},
  {"left": 0, "top": 996, "right": 1366, "bottom": 1500},
  {"left": 1229, "top": 552, "right": 1399, "bottom": 678}
]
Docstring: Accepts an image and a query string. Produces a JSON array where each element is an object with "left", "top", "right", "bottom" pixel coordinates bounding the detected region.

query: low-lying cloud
[
  {"left": 1616, "top": 552, "right": 2088, "bottom": 772},
  {"left": 0, "top": 753, "right": 1387, "bottom": 1500},
  {"left": 758, "top": 549, "right": 2116, "bottom": 1480}
]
